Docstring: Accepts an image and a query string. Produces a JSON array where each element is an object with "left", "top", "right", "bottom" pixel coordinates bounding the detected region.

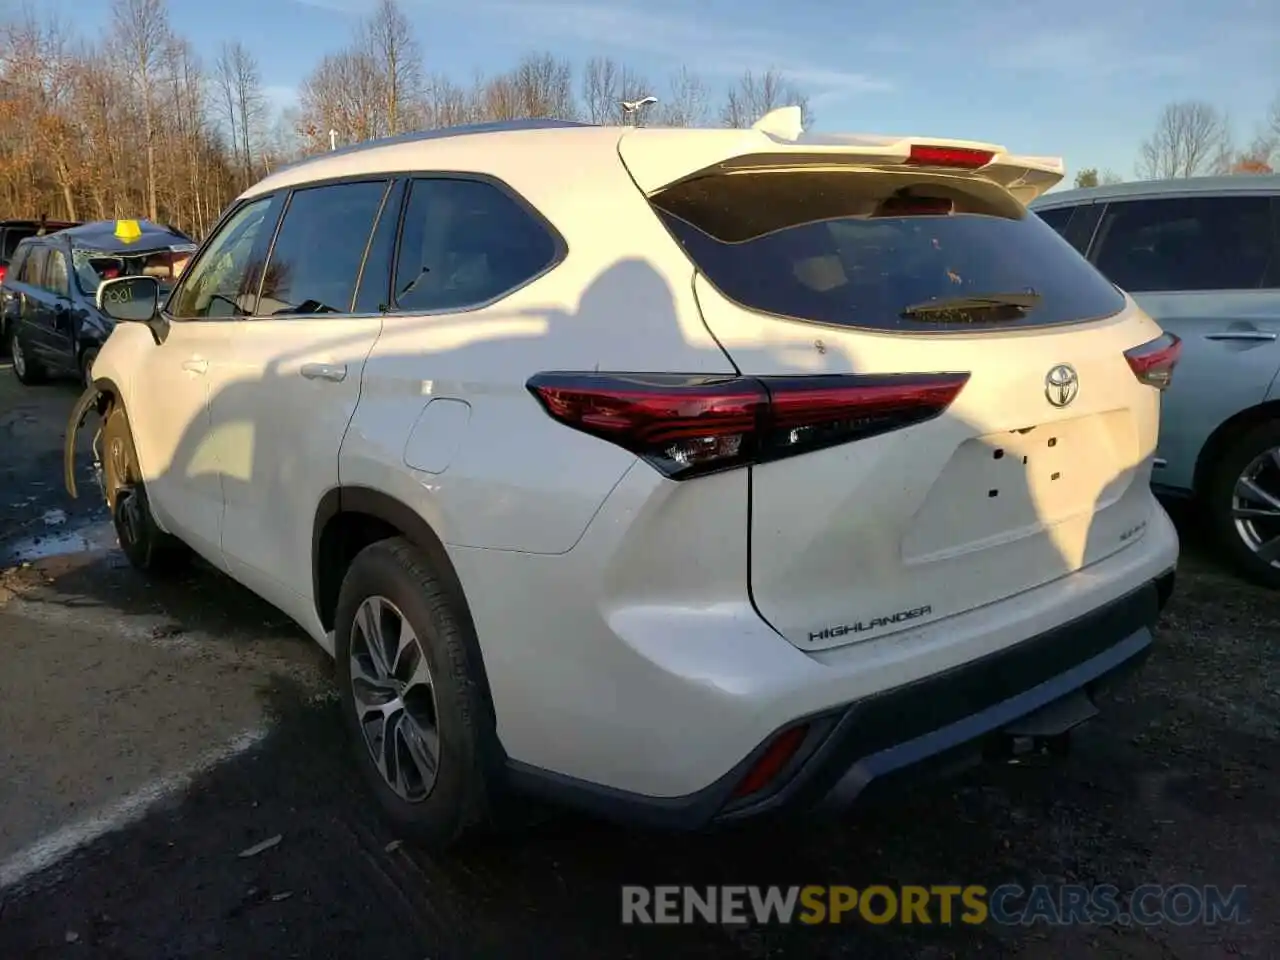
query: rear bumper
[{"left": 505, "top": 568, "right": 1175, "bottom": 829}]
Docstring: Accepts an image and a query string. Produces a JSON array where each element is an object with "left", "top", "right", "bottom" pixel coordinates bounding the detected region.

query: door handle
[
  {"left": 300, "top": 362, "right": 347, "bottom": 382},
  {"left": 181, "top": 358, "right": 208, "bottom": 374},
  {"left": 1205, "top": 331, "right": 1277, "bottom": 342}
]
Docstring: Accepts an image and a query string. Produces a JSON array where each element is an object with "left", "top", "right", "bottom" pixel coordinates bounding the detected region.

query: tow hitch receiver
[
  {"left": 990, "top": 690, "right": 1099, "bottom": 760},
  {"left": 64, "top": 384, "right": 104, "bottom": 500}
]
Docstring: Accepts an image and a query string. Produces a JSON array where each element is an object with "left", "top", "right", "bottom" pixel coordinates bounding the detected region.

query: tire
[
  {"left": 334, "top": 537, "right": 499, "bottom": 851},
  {"left": 79, "top": 347, "right": 99, "bottom": 390},
  {"left": 101, "top": 403, "right": 191, "bottom": 575},
  {"left": 1206, "top": 420, "right": 1280, "bottom": 590},
  {"left": 9, "top": 327, "right": 45, "bottom": 385}
]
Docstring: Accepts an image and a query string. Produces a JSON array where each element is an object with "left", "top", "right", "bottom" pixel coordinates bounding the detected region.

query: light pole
[{"left": 619, "top": 96, "right": 658, "bottom": 127}]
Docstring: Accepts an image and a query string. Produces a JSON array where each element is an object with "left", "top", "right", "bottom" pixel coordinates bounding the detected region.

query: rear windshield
[
  {"left": 651, "top": 169, "right": 1126, "bottom": 333},
  {"left": 3, "top": 227, "right": 36, "bottom": 261}
]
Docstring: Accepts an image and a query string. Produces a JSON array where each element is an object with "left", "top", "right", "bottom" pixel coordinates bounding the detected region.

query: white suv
[{"left": 68, "top": 114, "right": 1180, "bottom": 849}]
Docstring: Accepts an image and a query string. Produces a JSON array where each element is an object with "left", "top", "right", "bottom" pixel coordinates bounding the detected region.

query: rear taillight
[
  {"left": 904, "top": 145, "right": 995, "bottom": 169},
  {"left": 1124, "top": 333, "right": 1181, "bottom": 390},
  {"left": 0, "top": 265, "right": 7, "bottom": 283},
  {"left": 526, "top": 371, "right": 969, "bottom": 480}
]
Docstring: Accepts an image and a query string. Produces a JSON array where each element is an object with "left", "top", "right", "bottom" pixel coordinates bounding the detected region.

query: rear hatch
[{"left": 620, "top": 125, "right": 1170, "bottom": 652}]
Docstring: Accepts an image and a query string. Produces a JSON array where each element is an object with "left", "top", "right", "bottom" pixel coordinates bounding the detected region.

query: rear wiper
[{"left": 900, "top": 291, "right": 1041, "bottom": 320}]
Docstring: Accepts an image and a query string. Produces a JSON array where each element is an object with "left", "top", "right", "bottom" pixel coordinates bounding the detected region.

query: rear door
[
  {"left": 1, "top": 243, "right": 29, "bottom": 343},
  {"left": 15, "top": 245, "right": 58, "bottom": 365},
  {"left": 1087, "top": 193, "right": 1280, "bottom": 494},
  {"left": 626, "top": 148, "right": 1166, "bottom": 651},
  {"left": 210, "top": 177, "right": 392, "bottom": 630},
  {"left": 41, "top": 246, "right": 78, "bottom": 371}
]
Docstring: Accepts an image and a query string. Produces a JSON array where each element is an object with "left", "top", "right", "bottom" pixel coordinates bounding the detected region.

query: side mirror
[{"left": 96, "top": 275, "right": 159, "bottom": 323}]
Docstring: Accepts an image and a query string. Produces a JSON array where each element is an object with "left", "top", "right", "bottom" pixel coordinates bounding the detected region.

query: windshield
[{"left": 73, "top": 247, "right": 193, "bottom": 299}]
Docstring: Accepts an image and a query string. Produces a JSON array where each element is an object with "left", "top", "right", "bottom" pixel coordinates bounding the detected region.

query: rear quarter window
[
  {"left": 2, "top": 227, "right": 35, "bottom": 261},
  {"left": 5, "top": 243, "right": 29, "bottom": 280},
  {"left": 652, "top": 169, "right": 1127, "bottom": 333}
]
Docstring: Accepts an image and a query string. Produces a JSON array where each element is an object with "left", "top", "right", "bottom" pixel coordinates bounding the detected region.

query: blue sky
[{"left": 31, "top": 0, "right": 1280, "bottom": 181}]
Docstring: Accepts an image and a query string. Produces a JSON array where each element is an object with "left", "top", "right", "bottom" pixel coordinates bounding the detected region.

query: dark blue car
[{"left": 2, "top": 219, "right": 196, "bottom": 387}]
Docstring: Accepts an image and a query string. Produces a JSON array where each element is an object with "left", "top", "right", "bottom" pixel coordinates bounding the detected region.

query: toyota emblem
[{"left": 1045, "top": 364, "right": 1079, "bottom": 407}]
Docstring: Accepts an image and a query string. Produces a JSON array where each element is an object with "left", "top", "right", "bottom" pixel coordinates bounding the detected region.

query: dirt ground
[{"left": 0, "top": 363, "right": 1275, "bottom": 959}]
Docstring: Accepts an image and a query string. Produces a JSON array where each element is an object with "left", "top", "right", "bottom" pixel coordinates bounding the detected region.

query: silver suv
[{"left": 1032, "top": 177, "right": 1280, "bottom": 588}]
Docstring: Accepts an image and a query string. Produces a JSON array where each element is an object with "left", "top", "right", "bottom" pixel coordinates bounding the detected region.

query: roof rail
[{"left": 273, "top": 118, "right": 598, "bottom": 176}]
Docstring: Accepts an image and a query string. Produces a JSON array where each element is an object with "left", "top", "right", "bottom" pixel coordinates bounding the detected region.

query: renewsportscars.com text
[{"left": 621, "top": 884, "right": 1248, "bottom": 927}]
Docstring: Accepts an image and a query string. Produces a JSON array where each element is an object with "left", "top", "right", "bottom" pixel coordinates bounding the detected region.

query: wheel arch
[
  {"left": 312, "top": 485, "right": 499, "bottom": 728},
  {"left": 91, "top": 373, "right": 122, "bottom": 409},
  {"left": 1192, "top": 400, "right": 1280, "bottom": 498}
]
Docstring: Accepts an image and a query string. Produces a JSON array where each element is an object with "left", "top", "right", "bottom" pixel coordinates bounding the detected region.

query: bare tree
[
  {"left": 362, "top": 0, "right": 422, "bottom": 136},
  {"left": 1136, "top": 101, "right": 1232, "bottom": 179},
  {"left": 719, "top": 68, "right": 812, "bottom": 129},
  {"left": 423, "top": 74, "right": 478, "bottom": 128},
  {"left": 657, "top": 66, "right": 709, "bottom": 127},
  {"left": 215, "top": 41, "right": 264, "bottom": 183},
  {"left": 5, "top": 14, "right": 82, "bottom": 218},
  {"left": 1099, "top": 169, "right": 1124, "bottom": 185},
  {"left": 112, "top": 0, "right": 171, "bottom": 221},
  {"left": 215, "top": 45, "right": 239, "bottom": 170},
  {"left": 298, "top": 49, "right": 385, "bottom": 150},
  {"left": 1229, "top": 135, "right": 1275, "bottom": 173},
  {"left": 511, "top": 52, "right": 576, "bottom": 119},
  {"left": 475, "top": 72, "right": 520, "bottom": 122},
  {"left": 581, "top": 56, "right": 650, "bottom": 124}
]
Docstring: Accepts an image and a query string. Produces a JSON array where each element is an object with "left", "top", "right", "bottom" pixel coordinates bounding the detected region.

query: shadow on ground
[{"left": 0, "top": 505, "right": 1276, "bottom": 959}]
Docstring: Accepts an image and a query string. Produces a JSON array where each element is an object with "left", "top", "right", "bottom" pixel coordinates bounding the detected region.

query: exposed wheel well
[
  {"left": 314, "top": 510, "right": 402, "bottom": 630},
  {"left": 312, "top": 486, "right": 498, "bottom": 730},
  {"left": 311, "top": 487, "right": 473, "bottom": 636},
  {"left": 1192, "top": 400, "right": 1280, "bottom": 498}
]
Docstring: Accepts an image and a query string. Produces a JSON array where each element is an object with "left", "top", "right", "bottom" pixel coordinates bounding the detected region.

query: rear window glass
[
  {"left": 652, "top": 170, "right": 1127, "bottom": 333},
  {"left": 3, "top": 228, "right": 35, "bottom": 260}
]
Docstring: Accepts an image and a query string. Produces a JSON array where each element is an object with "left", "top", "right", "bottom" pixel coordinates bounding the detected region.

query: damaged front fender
[{"left": 64, "top": 383, "right": 105, "bottom": 500}]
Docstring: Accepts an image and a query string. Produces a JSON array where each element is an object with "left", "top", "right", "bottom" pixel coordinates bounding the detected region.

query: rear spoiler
[{"left": 621, "top": 106, "right": 1066, "bottom": 205}]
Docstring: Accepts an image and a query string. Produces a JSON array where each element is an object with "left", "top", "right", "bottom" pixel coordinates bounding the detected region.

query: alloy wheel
[
  {"left": 1231, "top": 445, "right": 1280, "bottom": 570},
  {"left": 349, "top": 595, "right": 441, "bottom": 802},
  {"left": 11, "top": 335, "right": 24, "bottom": 378}
]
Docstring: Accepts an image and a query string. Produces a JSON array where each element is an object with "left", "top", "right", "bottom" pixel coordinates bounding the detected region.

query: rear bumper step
[{"left": 504, "top": 568, "right": 1175, "bottom": 829}]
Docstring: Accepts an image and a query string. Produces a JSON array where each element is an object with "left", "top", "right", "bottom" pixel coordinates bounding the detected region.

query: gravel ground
[{"left": 0, "top": 363, "right": 1275, "bottom": 959}]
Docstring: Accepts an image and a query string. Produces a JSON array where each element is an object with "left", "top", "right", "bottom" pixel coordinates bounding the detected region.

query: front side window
[
  {"left": 45, "top": 250, "right": 69, "bottom": 297},
  {"left": 1091, "top": 196, "right": 1277, "bottom": 293},
  {"left": 257, "top": 180, "right": 389, "bottom": 316},
  {"left": 168, "top": 196, "right": 279, "bottom": 319},
  {"left": 393, "top": 177, "right": 559, "bottom": 313}
]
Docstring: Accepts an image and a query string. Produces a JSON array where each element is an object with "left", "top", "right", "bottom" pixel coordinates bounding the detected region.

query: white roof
[{"left": 249, "top": 114, "right": 1065, "bottom": 205}]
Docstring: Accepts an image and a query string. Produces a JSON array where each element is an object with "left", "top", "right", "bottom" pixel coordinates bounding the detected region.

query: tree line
[
  {"left": 2, "top": 0, "right": 1276, "bottom": 238},
  {"left": 0, "top": 0, "right": 809, "bottom": 238},
  {"left": 1074, "top": 97, "right": 1280, "bottom": 188}
]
